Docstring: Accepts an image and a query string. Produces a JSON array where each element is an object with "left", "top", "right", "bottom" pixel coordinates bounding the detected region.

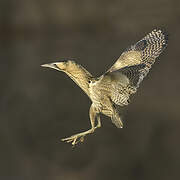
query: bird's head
[{"left": 41, "top": 60, "right": 76, "bottom": 73}]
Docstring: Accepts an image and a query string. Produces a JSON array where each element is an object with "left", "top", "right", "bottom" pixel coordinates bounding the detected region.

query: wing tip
[
  {"left": 161, "top": 29, "right": 168, "bottom": 47},
  {"left": 153, "top": 28, "right": 168, "bottom": 47}
]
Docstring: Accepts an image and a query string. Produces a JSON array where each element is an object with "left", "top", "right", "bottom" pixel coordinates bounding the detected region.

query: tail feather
[{"left": 111, "top": 109, "right": 123, "bottom": 128}]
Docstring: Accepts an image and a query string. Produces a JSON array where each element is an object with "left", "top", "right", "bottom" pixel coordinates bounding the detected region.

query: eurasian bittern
[{"left": 42, "top": 29, "right": 168, "bottom": 146}]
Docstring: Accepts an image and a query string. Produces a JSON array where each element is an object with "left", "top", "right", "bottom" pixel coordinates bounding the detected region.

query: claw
[{"left": 80, "top": 136, "right": 84, "bottom": 142}]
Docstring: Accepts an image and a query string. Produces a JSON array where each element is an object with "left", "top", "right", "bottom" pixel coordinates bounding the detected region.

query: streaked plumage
[{"left": 42, "top": 29, "right": 168, "bottom": 145}]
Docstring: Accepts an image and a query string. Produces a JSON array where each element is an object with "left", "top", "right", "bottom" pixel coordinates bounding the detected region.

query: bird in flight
[{"left": 42, "top": 29, "right": 168, "bottom": 146}]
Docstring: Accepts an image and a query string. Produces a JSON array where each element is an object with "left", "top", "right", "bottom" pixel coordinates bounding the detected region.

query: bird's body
[{"left": 42, "top": 29, "right": 168, "bottom": 145}]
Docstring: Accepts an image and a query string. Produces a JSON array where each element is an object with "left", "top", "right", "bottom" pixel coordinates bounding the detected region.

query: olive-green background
[{"left": 1, "top": 0, "right": 180, "bottom": 179}]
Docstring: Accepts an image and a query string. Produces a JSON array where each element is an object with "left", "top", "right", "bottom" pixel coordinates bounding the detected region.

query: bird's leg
[
  {"left": 61, "top": 104, "right": 100, "bottom": 146},
  {"left": 96, "top": 115, "right": 101, "bottom": 128}
]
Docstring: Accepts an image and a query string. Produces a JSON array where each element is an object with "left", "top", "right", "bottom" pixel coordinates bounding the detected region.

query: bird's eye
[{"left": 88, "top": 80, "right": 91, "bottom": 83}]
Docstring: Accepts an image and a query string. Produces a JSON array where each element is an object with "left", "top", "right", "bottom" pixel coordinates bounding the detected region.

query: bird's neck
[
  {"left": 63, "top": 62, "right": 93, "bottom": 98},
  {"left": 66, "top": 72, "right": 90, "bottom": 97}
]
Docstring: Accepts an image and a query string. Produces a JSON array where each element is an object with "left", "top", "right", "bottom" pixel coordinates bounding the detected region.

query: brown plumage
[{"left": 42, "top": 29, "right": 168, "bottom": 145}]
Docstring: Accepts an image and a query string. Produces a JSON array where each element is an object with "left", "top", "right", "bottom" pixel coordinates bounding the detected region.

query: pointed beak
[{"left": 41, "top": 63, "right": 60, "bottom": 71}]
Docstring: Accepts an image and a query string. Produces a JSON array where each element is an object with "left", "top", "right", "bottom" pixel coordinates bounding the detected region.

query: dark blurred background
[{"left": 1, "top": 0, "right": 180, "bottom": 179}]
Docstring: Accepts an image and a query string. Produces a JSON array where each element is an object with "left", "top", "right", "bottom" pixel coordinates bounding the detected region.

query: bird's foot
[
  {"left": 61, "top": 134, "right": 85, "bottom": 146},
  {"left": 61, "top": 128, "right": 95, "bottom": 146}
]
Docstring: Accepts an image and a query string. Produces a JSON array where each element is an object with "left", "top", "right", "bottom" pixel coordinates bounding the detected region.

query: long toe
[{"left": 61, "top": 134, "right": 84, "bottom": 146}]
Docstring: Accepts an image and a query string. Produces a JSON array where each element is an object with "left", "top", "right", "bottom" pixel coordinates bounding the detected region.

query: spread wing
[
  {"left": 98, "top": 29, "right": 168, "bottom": 127},
  {"left": 108, "top": 29, "right": 168, "bottom": 73}
]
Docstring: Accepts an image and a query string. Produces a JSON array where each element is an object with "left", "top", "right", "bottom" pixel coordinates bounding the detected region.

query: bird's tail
[{"left": 111, "top": 109, "right": 123, "bottom": 128}]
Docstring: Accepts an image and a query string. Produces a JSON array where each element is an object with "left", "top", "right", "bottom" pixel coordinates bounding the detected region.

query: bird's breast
[
  {"left": 89, "top": 81, "right": 112, "bottom": 112},
  {"left": 89, "top": 83, "right": 103, "bottom": 110}
]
